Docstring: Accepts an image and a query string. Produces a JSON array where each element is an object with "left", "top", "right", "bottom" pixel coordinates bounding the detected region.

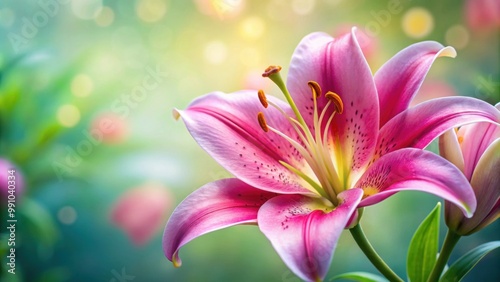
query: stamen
[
  {"left": 262, "top": 65, "right": 282, "bottom": 77},
  {"left": 325, "top": 91, "right": 344, "bottom": 114},
  {"left": 257, "top": 112, "right": 269, "bottom": 132},
  {"left": 307, "top": 81, "right": 322, "bottom": 98},
  {"left": 262, "top": 65, "right": 308, "bottom": 130},
  {"left": 458, "top": 136, "right": 464, "bottom": 144},
  {"left": 258, "top": 90, "right": 268, "bottom": 108},
  {"left": 279, "top": 160, "right": 327, "bottom": 198}
]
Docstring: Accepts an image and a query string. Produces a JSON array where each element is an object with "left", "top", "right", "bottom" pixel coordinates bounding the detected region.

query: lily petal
[
  {"left": 357, "top": 148, "right": 476, "bottom": 217},
  {"left": 376, "top": 97, "right": 500, "bottom": 159},
  {"left": 258, "top": 189, "right": 363, "bottom": 282},
  {"left": 458, "top": 114, "right": 500, "bottom": 180},
  {"left": 175, "top": 91, "right": 314, "bottom": 195},
  {"left": 286, "top": 27, "right": 379, "bottom": 173},
  {"left": 375, "top": 41, "right": 456, "bottom": 127},
  {"left": 162, "top": 178, "right": 276, "bottom": 267},
  {"left": 439, "top": 129, "right": 465, "bottom": 173},
  {"left": 447, "top": 138, "right": 500, "bottom": 234}
]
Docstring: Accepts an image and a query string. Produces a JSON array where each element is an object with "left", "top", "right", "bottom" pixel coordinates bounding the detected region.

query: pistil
[{"left": 258, "top": 66, "right": 347, "bottom": 204}]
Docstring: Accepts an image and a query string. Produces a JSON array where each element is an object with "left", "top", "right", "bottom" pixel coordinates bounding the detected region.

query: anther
[
  {"left": 262, "top": 65, "right": 282, "bottom": 77},
  {"left": 258, "top": 90, "right": 268, "bottom": 108},
  {"left": 307, "top": 81, "right": 322, "bottom": 98},
  {"left": 325, "top": 91, "right": 344, "bottom": 114},
  {"left": 257, "top": 112, "right": 269, "bottom": 132}
]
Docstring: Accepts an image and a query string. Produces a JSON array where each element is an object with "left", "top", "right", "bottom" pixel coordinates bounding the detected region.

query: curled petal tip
[
  {"left": 438, "top": 46, "right": 457, "bottom": 58},
  {"left": 172, "top": 109, "right": 181, "bottom": 121},
  {"left": 172, "top": 252, "right": 182, "bottom": 268},
  {"left": 463, "top": 202, "right": 475, "bottom": 218}
]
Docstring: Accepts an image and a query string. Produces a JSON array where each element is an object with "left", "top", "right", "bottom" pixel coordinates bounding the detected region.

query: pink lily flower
[
  {"left": 163, "top": 28, "right": 500, "bottom": 281},
  {"left": 440, "top": 103, "right": 500, "bottom": 235}
]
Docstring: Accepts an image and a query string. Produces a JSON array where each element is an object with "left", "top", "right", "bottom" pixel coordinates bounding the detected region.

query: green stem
[
  {"left": 427, "top": 229, "right": 461, "bottom": 282},
  {"left": 350, "top": 224, "right": 404, "bottom": 282}
]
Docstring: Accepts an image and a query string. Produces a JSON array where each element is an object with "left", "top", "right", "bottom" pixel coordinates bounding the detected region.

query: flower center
[{"left": 257, "top": 66, "right": 345, "bottom": 204}]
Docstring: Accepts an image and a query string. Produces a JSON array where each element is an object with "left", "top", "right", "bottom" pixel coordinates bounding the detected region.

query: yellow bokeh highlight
[
  {"left": 57, "top": 105, "right": 81, "bottom": 128},
  {"left": 292, "top": 0, "right": 316, "bottom": 15},
  {"left": 239, "top": 16, "right": 265, "bottom": 40},
  {"left": 95, "top": 6, "right": 114, "bottom": 27},
  {"left": 445, "top": 25, "right": 469, "bottom": 50},
  {"left": 402, "top": 7, "right": 434, "bottom": 39},
  {"left": 71, "top": 74, "right": 93, "bottom": 97},
  {"left": 204, "top": 41, "right": 228, "bottom": 65},
  {"left": 137, "top": 0, "right": 167, "bottom": 23},
  {"left": 239, "top": 47, "right": 261, "bottom": 67}
]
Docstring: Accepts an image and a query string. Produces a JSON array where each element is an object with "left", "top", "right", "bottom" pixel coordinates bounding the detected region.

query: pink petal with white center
[
  {"left": 357, "top": 148, "right": 476, "bottom": 218},
  {"left": 286, "top": 28, "right": 379, "bottom": 173},
  {"left": 162, "top": 178, "right": 276, "bottom": 267},
  {"left": 375, "top": 97, "right": 500, "bottom": 160},
  {"left": 375, "top": 41, "right": 456, "bottom": 127},
  {"left": 258, "top": 189, "right": 363, "bottom": 282},
  {"left": 447, "top": 138, "right": 500, "bottom": 235},
  {"left": 175, "top": 91, "right": 314, "bottom": 196}
]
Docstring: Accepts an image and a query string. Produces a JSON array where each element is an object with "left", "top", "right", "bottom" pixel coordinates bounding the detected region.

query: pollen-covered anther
[
  {"left": 262, "top": 65, "right": 282, "bottom": 77},
  {"left": 258, "top": 90, "right": 268, "bottom": 108},
  {"left": 307, "top": 81, "right": 322, "bottom": 98},
  {"left": 458, "top": 136, "right": 464, "bottom": 144},
  {"left": 257, "top": 112, "right": 269, "bottom": 132},
  {"left": 325, "top": 91, "right": 344, "bottom": 114}
]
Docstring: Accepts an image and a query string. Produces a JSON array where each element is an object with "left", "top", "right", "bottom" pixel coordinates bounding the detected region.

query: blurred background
[{"left": 0, "top": 0, "right": 498, "bottom": 281}]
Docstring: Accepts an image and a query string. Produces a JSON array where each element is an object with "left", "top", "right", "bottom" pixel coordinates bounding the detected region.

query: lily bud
[{"left": 439, "top": 104, "right": 500, "bottom": 235}]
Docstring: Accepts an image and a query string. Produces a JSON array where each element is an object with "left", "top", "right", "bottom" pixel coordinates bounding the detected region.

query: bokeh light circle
[
  {"left": 292, "top": 0, "right": 316, "bottom": 15},
  {"left": 95, "top": 6, "right": 115, "bottom": 27},
  {"left": 58, "top": 206, "right": 78, "bottom": 225},
  {"left": 445, "top": 25, "right": 469, "bottom": 50},
  {"left": 204, "top": 41, "right": 228, "bottom": 65},
  {"left": 71, "top": 74, "right": 93, "bottom": 97},
  {"left": 57, "top": 104, "right": 81, "bottom": 128},
  {"left": 239, "top": 16, "right": 266, "bottom": 40},
  {"left": 72, "top": 0, "right": 103, "bottom": 20},
  {"left": 402, "top": 7, "right": 434, "bottom": 38},
  {"left": 136, "top": 0, "right": 167, "bottom": 23}
]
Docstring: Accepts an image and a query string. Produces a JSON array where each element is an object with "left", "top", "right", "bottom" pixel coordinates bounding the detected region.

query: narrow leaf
[
  {"left": 440, "top": 241, "right": 500, "bottom": 282},
  {"left": 330, "top": 272, "right": 388, "bottom": 282},
  {"left": 407, "top": 202, "right": 441, "bottom": 282}
]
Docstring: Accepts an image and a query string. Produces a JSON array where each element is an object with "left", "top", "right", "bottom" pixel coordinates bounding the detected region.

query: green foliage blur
[{"left": 0, "top": 0, "right": 498, "bottom": 281}]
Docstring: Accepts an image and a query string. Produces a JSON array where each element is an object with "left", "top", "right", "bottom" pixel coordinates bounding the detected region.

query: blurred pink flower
[
  {"left": 410, "top": 81, "right": 457, "bottom": 107},
  {"left": 0, "top": 158, "right": 24, "bottom": 199},
  {"left": 90, "top": 113, "right": 128, "bottom": 144},
  {"left": 464, "top": 0, "right": 500, "bottom": 31},
  {"left": 440, "top": 103, "right": 500, "bottom": 235},
  {"left": 111, "top": 183, "right": 173, "bottom": 245}
]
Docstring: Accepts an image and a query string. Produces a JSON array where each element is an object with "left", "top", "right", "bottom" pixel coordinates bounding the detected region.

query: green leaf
[
  {"left": 439, "top": 241, "right": 500, "bottom": 282},
  {"left": 330, "top": 272, "right": 388, "bottom": 282},
  {"left": 407, "top": 202, "right": 441, "bottom": 282}
]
